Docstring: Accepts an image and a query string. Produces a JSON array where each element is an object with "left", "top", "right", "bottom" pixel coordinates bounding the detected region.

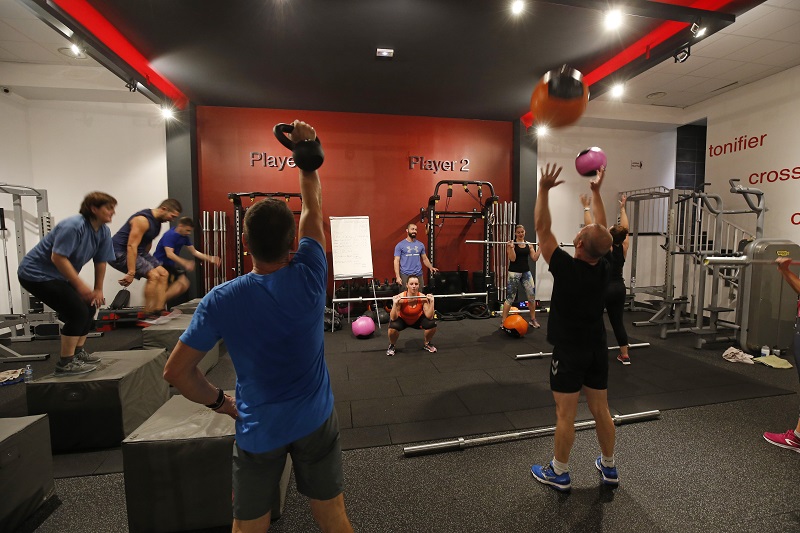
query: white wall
[
  {"left": 0, "top": 97, "right": 167, "bottom": 312},
  {"left": 534, "top": 126, "right": 676, "bottom": 300},
  {"left": 685, "top": 65, "right": 800, "bottom": 241}
]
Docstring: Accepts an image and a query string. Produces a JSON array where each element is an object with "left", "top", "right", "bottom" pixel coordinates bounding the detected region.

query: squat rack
[
  {"left": 0, "top": 183, "right": 55, "bottom": 362},
  {"left": 227, "top": 192, "right": 302, "bottom": 277},
  {"left": 420, "top": 180, "right": 499, "bottom": 300}
]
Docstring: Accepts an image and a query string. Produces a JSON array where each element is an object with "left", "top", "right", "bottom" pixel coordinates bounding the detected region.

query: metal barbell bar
[
  {"left": 332, "top": 292, "right": 487, "bottom": 304},
  {"left": 403, "top": 410, "right": 660, "bottom": 457},
  {"left": 466, "top": 239, "right": 575, "bottom": 247},
  {"left": 514, "top": 342, "right": 651, "bottom": 360},
  {"left": 703, "top": 256, "right": 798, "bottom": 266}
]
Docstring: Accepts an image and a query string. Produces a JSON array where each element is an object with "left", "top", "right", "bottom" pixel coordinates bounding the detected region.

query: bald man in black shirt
[{"left": 530, "top": 163, "right": 618, "bottom": 493}]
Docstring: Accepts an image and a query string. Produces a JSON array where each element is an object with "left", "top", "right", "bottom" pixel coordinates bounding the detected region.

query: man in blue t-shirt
[
  {"left": 18, "top": 192, "right": 117, "bottom": 375},
  {"left": 154, "top": 217, "right": 220, "bottom": 303},
  {"left": 393, "top": 223, "right": 438, "bottom": 288},
  {"left": 530, "top": 163, "right": 618, "bottom": 493},
  {"left": 164, "top": 120, "right": 353, "bottom": 532}
]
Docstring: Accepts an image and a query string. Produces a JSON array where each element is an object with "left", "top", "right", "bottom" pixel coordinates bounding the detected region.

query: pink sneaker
[{"left": 763, "top": 430, "right": 800, "bottom": 452}]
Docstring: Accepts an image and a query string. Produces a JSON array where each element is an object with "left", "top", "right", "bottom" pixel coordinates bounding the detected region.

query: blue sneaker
[
  {"left": 595, "top": 457, "right": 619, "bottom": 486},
  {"left": 531, "top": 462, "right": 571, "bottom": 492}
]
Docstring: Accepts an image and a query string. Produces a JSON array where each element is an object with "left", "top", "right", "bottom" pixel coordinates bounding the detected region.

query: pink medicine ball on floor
[{"left": 352, "top": 316, "right": 376, "bottom": 338}]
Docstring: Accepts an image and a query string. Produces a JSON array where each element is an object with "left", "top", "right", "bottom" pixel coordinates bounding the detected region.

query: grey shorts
[
  {"left": 232, "top": 409, "right": 344, "bottom": 520},
  {"left": 108, "top": 250, "right": 161, "bottom": 279}
]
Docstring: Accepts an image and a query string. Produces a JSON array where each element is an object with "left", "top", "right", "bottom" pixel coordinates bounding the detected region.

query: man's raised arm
[
  {"left": 534, "top": 163, "right": 564, "bottom": 264},
  {"left": 292, "top": 120, "right": 325, "bottom": 248}
]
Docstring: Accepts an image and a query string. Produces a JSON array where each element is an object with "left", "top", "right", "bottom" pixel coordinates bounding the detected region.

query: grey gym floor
[{"left": 6, "top": 310, "right": 800, "bottom": 533}]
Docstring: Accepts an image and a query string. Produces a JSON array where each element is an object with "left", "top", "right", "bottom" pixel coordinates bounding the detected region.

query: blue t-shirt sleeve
[
  {"left": 94, "top": 227, "right": 115, "bottom": 263},
  {"left": 51, "top": 225, "right": 80, "bottom": 258},
  {"left": 162, "top": 230, "right": 185, "bottom": 251},
  {"left": 293, "top": 237, "right": 327, "bottom": 296},
  {"left": 394, "top": 241, "right": 403, "bottom": 257},
  {"left": 179, "top": 294, "right": 223, "bottom": 353}
]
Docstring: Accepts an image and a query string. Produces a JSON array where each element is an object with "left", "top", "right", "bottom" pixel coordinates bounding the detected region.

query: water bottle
[
  {"left": 24, "top": 364, "right": 33, "bottom": 383},
  {"left": 760, "top": 345, "right": 770, "bottom": 357}
]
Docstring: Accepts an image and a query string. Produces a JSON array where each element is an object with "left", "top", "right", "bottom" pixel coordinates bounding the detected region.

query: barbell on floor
[
  {"left": 402, "top": 410, "right": 660, "bottom": 457},
  {"left": 514, "top": 342, "right": 651, "bottom": 360}
]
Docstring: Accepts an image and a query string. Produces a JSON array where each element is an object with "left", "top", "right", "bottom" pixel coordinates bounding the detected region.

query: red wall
[{"left": 196, "top": 107, "right": 513, "bottom": 292}]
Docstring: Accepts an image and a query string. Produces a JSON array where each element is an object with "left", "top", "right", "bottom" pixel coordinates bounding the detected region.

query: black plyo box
[{"left": 26, "top": 349, "right": 169, "bottom": 452}]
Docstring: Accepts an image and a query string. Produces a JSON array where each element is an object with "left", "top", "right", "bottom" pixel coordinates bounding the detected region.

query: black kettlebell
[{"left": 273, "top": 123, "right": 324, "bottom": 172}]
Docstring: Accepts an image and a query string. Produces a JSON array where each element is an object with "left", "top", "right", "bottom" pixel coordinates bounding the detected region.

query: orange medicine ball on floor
[{"left": 503, "top": 314, "right": 529, "bottom": 338}]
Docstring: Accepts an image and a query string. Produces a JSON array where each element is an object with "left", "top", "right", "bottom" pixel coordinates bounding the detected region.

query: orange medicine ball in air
[{"left": 529, "top": 65, "right": 589, "bottom": 128}]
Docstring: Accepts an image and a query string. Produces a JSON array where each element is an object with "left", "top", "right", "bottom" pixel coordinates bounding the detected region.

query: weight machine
[
  {"left": 626, "top": 178, "right": 775, "bottom": 350},
  {"left": 420, "top": 180, "right": 498, "bottom": 306},
  {"left": 227, "top": 192, "right": 302, "bottom": 278},
  {"left": 0, "top": 183, "right": 56, "bottom": 362}
]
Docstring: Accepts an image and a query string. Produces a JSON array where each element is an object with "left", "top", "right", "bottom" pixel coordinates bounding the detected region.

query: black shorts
[
  {"left": 549, "top": 343, "right": 608, "bottom": 393},
  {"left": 232, "top": 409, "right": 343, "bottom": 520},
  {"left": 389, "top": 316, "right": 437, "bottom": 331},
  {"left": 18, "top": 277, "right": 95, "bottom": 337},
  {"left": 162, "top": 263, "right": 185, "bottom": 279}
]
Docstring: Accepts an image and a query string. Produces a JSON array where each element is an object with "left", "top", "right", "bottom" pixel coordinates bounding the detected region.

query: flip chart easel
[{"left": 329, "top": 216, "right": 381, "bottom": 332}]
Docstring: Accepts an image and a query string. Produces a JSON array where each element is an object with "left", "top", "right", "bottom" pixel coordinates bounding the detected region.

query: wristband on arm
[{"left": 205, "top": 387, "right": 225, "bottom": 410}]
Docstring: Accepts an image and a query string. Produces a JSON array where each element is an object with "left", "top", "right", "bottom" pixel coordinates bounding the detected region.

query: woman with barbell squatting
[
  {"left": 501, "top": 224, "right": 541, "bottom": 331},
  {"left": 582, "top": 193, "right": 631, "bottom": 365},
  {"left": 386, "top": 274, "right": 437, "bottom": 356}
]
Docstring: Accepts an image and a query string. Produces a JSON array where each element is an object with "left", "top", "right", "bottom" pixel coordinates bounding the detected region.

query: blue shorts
[{"left": 108, "top": 250, "right": 161, "bottom": 279}]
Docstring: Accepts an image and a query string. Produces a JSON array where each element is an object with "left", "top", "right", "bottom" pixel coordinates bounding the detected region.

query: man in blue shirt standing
[
  {"left": 393, "top": 223, "right": 438, "bottom": 288},
  {"left": 154, "top": 217, "right": 220, "bottom": 304},
  {"left": 164, "top": 120, "right": 354, "bottom": 532}
]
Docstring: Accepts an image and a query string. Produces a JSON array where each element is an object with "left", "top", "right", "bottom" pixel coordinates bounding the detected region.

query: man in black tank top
[
  {"left": 109, "top": 199, "right": 182, "bottom": 314},
  {"left": 530, "top": 164, "right": 619, "bottom": 493}
]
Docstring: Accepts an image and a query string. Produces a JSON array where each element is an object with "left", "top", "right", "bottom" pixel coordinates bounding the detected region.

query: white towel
[{"left": 722, "top": 347, "right": 754, "bottom": 364}]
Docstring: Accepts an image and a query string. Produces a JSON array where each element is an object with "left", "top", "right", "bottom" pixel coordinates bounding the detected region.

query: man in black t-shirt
[{"left": 530, "top": 163, "right": 618, "bottom": 493}]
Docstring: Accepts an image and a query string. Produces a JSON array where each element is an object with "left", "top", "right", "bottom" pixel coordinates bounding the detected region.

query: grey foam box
[
  {"left": 0, "top": 415, "right": 55, "bottom": 532},
  {"left": 123, "top": 393, "right": 292, "bottom": 533},
  {"left": 173, "top": 297, "right": 202, "bottom": 315},
  {"left": 143, "top": 314, "right": 221, "bottom": 374},
  {"left": 26, "top": 349, "right": 169, "bottom": 452}
]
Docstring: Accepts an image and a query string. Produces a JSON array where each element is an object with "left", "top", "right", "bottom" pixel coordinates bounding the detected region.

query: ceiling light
[
  {"left": 376, "top": 48, "right": 394, "bottom": 59},
  {"left": 690, "top": 22, "right": 707, "bottom": 38},
  {"left": 646, "top": 91, "right": 667, "bottom": 100},
  {"left": 674, "top": 46, "right": 691, "bottom": 63},
  {"left": 610, "top": 83, "right": 624, "bottom": 98},
  {"left": 161, "top": 107, "right": 174, "bottom": 119},
  {"left": 536, "top": 125, "right": 548, "bottom": 136},
  {"left": 511, "top": 1, "right": 524, "bottom": 15},
  {"left": 57, "top": 46, "right": 86, "bottom": 59},
  {"left": 604, "top": 10, "right": 623, "bottom": 30}
]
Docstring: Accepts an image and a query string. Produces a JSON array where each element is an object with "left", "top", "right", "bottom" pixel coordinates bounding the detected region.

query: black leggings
[
  {"left": 605, "top": 279, "right": 629, "bottom": 347},
  {"left": 18, "top": 277, "right": 95, "bottom": 337}
]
